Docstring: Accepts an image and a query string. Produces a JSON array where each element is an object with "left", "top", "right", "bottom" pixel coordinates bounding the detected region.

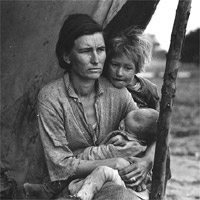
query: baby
[
  {"left": 75, "top": 108, "right": 158, "bottom": 161},
  {"left": 69, "top": 108, "right": 159, "bottom": 200},
  {"left": 110, "top": 108, "right": 158, "bottom": 146}
]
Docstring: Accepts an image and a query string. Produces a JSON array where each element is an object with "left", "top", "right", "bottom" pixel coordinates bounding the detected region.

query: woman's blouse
[{"left": 37, "top": 73, "right": 138, "bottom": 181}]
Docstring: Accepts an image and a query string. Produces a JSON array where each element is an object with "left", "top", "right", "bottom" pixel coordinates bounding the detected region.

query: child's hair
[
  {"left": 104, "top": 26, "right": 152, "bottom": 75},
  {"left": 124, "top": 108, "right": 159, "bottom": 145}
]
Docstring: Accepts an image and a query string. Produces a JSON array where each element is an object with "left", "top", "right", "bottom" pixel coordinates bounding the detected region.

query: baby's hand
[{"left": 106, "top": 135, "right": 127, "bottom": 147}]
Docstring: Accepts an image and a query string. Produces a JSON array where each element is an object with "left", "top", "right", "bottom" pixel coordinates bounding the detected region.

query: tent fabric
[
  {"left": 92, "top": 0, "right": 127, "bottom": 28},
  {"left": 1, "top": 0, "right": 159, "bottom": 184}
]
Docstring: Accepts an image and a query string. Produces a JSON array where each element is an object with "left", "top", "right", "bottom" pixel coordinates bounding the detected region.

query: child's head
[
  {"left": 103, "top": 26, "right": 152, "bottom": 89},
  {"left": 119, "top": 108, "right": 159, "bottom": 145}
]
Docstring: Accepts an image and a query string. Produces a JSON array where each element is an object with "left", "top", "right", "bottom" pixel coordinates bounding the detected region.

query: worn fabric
[
  {"left": 37, "top": 73, "right": 138, "bottom": 182},
  {"left": 127, "top": 75, "right": 159, "bottom": 110},
  {"left": 84, "top": 182, "right": 140, "bottom": 200},
  {"left": 68, "top": 166, "right": 149, "bottom": 200},
  {"left": 70, "top": 130, "right": 149, "bottom": 200},
  {"left": 92, "top": 0, "right": 127, "bottom": 28},
  {"left": 75, "top": 130, "right": 146, "bottom": 160}
]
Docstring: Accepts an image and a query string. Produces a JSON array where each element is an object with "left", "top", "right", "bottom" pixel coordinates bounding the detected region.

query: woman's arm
[
  {"left": 38, "top": 101, "right": 131, "bottom": 181},
  {"left": 119, "top": 142, "right": 155, "bottom": 189},
  {"left": 75, "top": 157, "right": 130, "bottom": 179},
  {"left": 75, "top": 132, "right": 145, "bottom": 161}
]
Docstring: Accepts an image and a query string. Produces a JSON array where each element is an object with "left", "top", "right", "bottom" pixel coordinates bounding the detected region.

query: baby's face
[
  {"left": 119, "top": 118, "right": 137, "bottom": 136},
  {"left": 119, "top": 120, "right": 126, "bottom": 131}
]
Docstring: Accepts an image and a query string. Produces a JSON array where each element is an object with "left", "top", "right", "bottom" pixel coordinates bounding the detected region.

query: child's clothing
[{"left": 127, "top": 75, "right": 159, "bottom": 110}]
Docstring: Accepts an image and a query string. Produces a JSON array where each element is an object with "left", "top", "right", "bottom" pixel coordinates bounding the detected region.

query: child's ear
[
  {"left": 63, "top": 53, "right": 71, "bottom": 64},
  {"left": 119, "top": 120, "right": 125, "bottom": 131}
]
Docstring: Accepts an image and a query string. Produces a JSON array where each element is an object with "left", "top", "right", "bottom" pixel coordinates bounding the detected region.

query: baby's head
[{"left": 119, "top": 109, "right": 159, "bottom": 145}]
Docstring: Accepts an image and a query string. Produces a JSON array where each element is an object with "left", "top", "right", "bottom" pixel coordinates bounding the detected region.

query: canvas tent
[{"left": 1, "top": 0, "right": 159, "bottom": 184}]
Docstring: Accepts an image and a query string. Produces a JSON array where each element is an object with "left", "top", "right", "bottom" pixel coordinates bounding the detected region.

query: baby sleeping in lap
[{"left": 69, "top": 108, "right": 159, "bottom": 200}]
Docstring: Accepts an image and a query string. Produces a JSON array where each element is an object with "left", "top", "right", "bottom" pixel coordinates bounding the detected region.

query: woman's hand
[
  {"left": 118, "top": 157, "right": 151, "bottom": 190},
  {"left": 114, "top": 157, "right": 130, "bottom": 171}
]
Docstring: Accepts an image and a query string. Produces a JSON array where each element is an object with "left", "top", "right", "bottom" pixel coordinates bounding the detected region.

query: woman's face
[
  {"left": 108, "top": 53, "right": 136, "bottom": 88},
  {"left": 68, "top": 33, "right": 106, "bottom": 80}
]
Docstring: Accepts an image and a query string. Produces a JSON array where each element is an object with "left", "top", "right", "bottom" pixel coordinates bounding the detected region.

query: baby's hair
[
  {"left": 125, "top": 108, "right": 159, "bottom": 145},
  {"left": 105, "top": 26, "right": 152, "bottom": 74}
]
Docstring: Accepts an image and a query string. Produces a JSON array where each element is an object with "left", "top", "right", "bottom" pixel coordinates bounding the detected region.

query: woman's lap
[{"left": 93, "top": 182, "right": 140, "bottom": 200}]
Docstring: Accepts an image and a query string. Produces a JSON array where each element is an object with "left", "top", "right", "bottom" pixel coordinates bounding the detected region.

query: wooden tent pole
[{"left": 150, "top": 0, "right": 192, "bottom": 199}]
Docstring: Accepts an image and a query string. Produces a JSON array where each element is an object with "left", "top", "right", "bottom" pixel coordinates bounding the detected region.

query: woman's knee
[{"left": 93, "top": 182, "right": 139, "bottom": 200}]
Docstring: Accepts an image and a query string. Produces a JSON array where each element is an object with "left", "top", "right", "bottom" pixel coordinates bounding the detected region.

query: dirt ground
[
  {"left": 164, "top": 133, "right": 200, "bottom": 200},
  {"left": 166, "top": 135, "right": 200, "bottom": 200}
]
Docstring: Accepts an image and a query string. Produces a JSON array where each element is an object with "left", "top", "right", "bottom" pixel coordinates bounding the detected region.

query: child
[{"left": 103, "top": 26, "right": 159, "bottom": 111}]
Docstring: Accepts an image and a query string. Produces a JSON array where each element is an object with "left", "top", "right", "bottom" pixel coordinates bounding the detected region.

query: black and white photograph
[{"left": 1, "top": 0, "right": 199, "bottom": 199}]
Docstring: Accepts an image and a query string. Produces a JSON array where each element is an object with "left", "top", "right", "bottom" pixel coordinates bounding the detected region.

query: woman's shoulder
[{"left": 38, "top": 76, "right": 64, "bottom": 102}]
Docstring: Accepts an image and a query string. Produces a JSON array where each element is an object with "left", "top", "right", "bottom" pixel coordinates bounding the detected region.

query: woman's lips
[{"left": 88, "top": 68, "right": 102, "bottom": 73}]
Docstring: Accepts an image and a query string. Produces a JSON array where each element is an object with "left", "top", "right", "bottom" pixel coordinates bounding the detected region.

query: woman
[{"left": 36, "top": 14, "right": 144, "bottom": 200}]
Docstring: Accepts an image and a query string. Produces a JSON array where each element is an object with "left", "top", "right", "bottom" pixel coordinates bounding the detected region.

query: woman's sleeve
[
  {"left": 37, "top": 98, "right": 81, "bottom": 182},
  {"left": 74, "top": 144, "right": 120, "bottom": 160},
  {"left": 74, "top": 139, "right": 145, "bottom": 161}
]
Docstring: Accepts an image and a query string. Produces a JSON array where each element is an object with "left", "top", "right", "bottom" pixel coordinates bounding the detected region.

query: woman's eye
[
  {"left": 79, "top": 48, "right": 91, "bottom": 54},
  {"left": 80, "top": 50, "right": 90, "bottom": 53},
  {"left": 97, "top": 47, "right": 105, "bottom": 53}
]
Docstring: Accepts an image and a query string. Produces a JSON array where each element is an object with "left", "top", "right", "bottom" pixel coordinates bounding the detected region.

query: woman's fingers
[
  {"left": 140, "top": 182, "right": 147, "bottom": 191},
  {"left": 119, "top": 163, "right": 137, "bottom": 176},
  {"left": 127, "top": 181, "right": 147, "bottom": 192},
  {"left": 119, "top": 166, "right": 147, "bottom": 187}
]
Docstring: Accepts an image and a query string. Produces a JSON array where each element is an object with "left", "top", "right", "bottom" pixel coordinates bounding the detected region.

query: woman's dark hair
[{"left": 56, "top": 14, "right": 103, "bottom": 71}]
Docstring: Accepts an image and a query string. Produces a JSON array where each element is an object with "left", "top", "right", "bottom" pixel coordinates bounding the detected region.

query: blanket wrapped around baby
[{"left": 74, "top": 130, "right": 147, "bottom": 160}]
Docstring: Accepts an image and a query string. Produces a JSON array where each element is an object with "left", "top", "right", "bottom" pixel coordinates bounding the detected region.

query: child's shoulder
[{"left": 136, "top": 75, "right": 157, "bottom": 89}]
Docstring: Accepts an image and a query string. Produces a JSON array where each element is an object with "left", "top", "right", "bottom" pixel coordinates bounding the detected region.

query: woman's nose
[{"left": 91, "top": 51, "right": 99, "bottom": 64}]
